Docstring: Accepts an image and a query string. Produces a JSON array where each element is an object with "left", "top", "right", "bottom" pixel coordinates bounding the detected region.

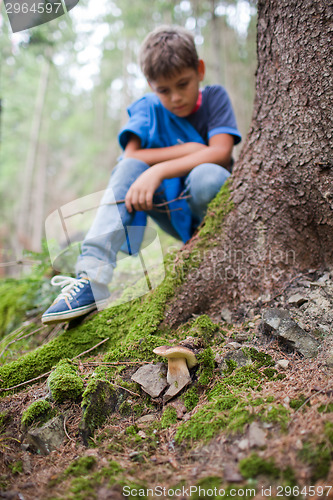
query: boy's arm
[
  {"left": 124, "top": 134, "right": 207, "bottom": 164},
  {"left": 125, "top": 133, "right": 234, "bottom": 213}
]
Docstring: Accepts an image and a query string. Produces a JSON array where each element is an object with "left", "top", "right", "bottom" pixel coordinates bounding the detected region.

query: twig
[
  {"left": 0, "top": 370, "right": 52, "bottom": 393},
  {"left": 71, "top": 337, "right": 110, "bottom": 360},
  {"left": 289, "top": 382, "right": 333, "bottom": 423},
  {"left": 82, "top": 361, "right": 152, "bottom": 366},
  {"left": 63, "top": 415, "right": 74, "bottom": 442},
  {"left": 0, "top": 259, "right": 40, "bottom": 268},
  {"left": 63, "top": 194, "right": 192, "bottom": 220},
  {"left": 0, "top": 337, "right": 110, "bottom": 393},
  {"left": 0, "top": 326, "right": 45, "bottom": 360},
  {"left": 110, "top": 382, "right": 140, "bottom": 397}
]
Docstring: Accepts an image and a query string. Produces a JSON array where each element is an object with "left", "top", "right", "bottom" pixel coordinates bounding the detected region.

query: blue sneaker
[{"left": 42, "top": 275, "right": 109, "bottom": 324}]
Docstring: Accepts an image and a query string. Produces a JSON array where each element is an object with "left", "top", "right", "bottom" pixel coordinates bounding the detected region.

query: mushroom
[{"left": 153, "top": 345, "right": 198, "bottom": 401}]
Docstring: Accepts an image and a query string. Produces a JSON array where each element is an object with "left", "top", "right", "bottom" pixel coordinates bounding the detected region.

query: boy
[{"left": 42, "top": 25, "right": 241, "bottom": 324}]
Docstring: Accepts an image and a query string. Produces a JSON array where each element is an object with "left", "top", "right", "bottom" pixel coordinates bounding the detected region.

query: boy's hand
[{"left": 125, "top": 166, "right": 164, "bottom": 213}]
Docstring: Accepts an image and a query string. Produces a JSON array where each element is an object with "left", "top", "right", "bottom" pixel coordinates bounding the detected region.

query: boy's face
[{"left": 149, "top": 60, "right": 205, "bottom": 118}]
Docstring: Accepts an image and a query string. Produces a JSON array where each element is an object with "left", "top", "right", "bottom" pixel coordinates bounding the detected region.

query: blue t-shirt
[
  {"left": 119, "top": 85, "right": 241, "bottom": 149},
  {"left": 117, "top": 86, "right": 241, "bottom": 248}
]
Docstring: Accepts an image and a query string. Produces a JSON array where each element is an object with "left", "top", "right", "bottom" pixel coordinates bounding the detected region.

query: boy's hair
[{"left": 139, "top": 25, "right": 199, "bottom": 81}]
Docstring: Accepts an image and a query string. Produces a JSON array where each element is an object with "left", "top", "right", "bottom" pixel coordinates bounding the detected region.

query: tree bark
[{"left": 165, "top": 0, "right": 333, "bottom": 325}]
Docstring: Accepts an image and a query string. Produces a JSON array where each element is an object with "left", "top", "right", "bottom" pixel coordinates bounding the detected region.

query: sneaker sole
[{"left": 41, "top": 303, "right": 98, "bottom": 324}]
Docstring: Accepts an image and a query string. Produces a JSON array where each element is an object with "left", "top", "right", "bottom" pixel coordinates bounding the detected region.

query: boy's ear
[{"left": 198, "top": 59, "right": 205, "bottom": 81}]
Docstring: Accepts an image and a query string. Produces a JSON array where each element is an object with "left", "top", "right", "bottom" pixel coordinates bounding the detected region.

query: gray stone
[
  {"left": 223, "top": 464, "right": 243, "bottom": 482},
  {"left": 288, "top": 293, "right": 308, "bottom": 307},
  {"left": 276, "top": 359, "right": 289, "bottom": 370},
  {"left": 131, "top": 363, "right": 167, "bottom": 398},
  {"left": 221, "top": 307, "right": 233, "bottom": 323},
  {"left": 218, "top": 349, "right": 252, "bottom": 372},
  {"left": 261, "top": 308, "right": 320, "bottom": 358},
  {"left": 25, "top": 415, "right": 65, "bottom": 455},
  {"left": 248, "top": 422, "right": 267, "bottom": 448}
]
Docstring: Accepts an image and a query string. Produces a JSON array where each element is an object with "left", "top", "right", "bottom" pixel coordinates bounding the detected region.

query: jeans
[{"left": 76, "top": 158, "right": 230, "bottom": 286}]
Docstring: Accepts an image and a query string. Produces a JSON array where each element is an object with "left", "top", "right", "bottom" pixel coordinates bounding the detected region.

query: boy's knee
[{"left": 187, "top": 163, "right": 230, "bottom": 204}]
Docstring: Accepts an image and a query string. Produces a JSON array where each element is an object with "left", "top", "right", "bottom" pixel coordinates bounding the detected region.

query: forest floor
[{"left": 0, "top": 269, "right": 332, "bottom": 500}]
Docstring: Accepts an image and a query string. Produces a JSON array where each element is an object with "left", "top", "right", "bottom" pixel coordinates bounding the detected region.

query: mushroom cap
[{"left": 153, "top": 345, "right": 198, "bottom": 369}]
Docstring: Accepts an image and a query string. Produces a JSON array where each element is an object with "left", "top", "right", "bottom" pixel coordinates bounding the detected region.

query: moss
[
  {"left": 160, "top": 406, "right": 178, "bottom": 428},
  {"left": 64, "top": 456, "right": 97, "bottom": 478},
  {"left": 289, "top": 394, "right": 308, "bottom": 410},
  {"left": 182, "top": 386, "right": 199, "bottom": 412},
  {"left": 242, "top": 347, "right": 275, "bottom": 368},
  {"left": 197, "top": 347, "right": 215, "bottom": 385},
  {"left": 8, "top": 461, "right": 23, "bottom": 475},
  {"left": 21, "top": 400, "right": 57, "bottom": 430},
  {"left": 176, "top": 361, "right": 289, "bottom": 443},
  {"left": 125, "top": 424, "right": 139, "bottom": 436},
  {"left": 197, "top": 181, "right": 234, "bottom": 244},
  {"left": 239, "top": 453, "right": 279, "bottom": 479},
  {"left": 0, "top": 278, "right": 40, "bottom": 339},
  {"left": 258, "top": 403, "right": 290, "bottom": 430},
  {"left": 187, "top": 315, "right": 221, "bottom": 345},
  {"left": 298, "top": 422, "right": 333, "bottom": 481},
  {"left": 80, "top": 378, "right": 128, "bottom": 442},
  {"left": 47, "top": 359, "right": 84, "bottom": 403},
  {"left": 223, "top": 359, "right": 238, "bottom": 375},
  {"left": 318, "top": 403, "right": 333, "bottom": 413},
  {"left": 119, "top": 400, "right": 133, "bottom": 416}
]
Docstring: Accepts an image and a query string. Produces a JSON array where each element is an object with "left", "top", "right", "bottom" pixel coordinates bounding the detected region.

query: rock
[
  {"left": 237, "top": 438, "right": 249, "bottom": 450},
  {"left": 136, "top": 414, "right": 157, "bottom": 425},
  {"left": 163, "top": 378, "right": 190, "bottom": 403},
  {"left": 25, "top": 415, "right": 65, "bottom": 455},
  {"left": 226, "top": 342, "right": 242, "bottom": 349},
  {"left": 221, "top": 307, "right": 233, "bottom": 323},
  {"left": 218, "top": 349, "right": 252, "bottom": 372},
  {"left": 131, "top": 363, "right": 168, "bottom": 398},
  {"left": 288, "top": 293, "right": 308, "bottom": 307},
  {"left": 79, "top": 380, "right": 128, "bottom": 444},
  {"left": 248, "top": 422, "right": 267, "bottom": 448},
  {"left": 168, "top": 400, "right": 187, "bottom": 419},
  {"left": 276, "top": 359, "right": 289, "bottom": 370},
  {"left": 232, "top": 333, "right": 250, "bottom": 343},
  {"left": 317, "top": 272, "right": 330, "bottom": 283},
  {"left": 223, "top": 464, "right": 243, "bottom": 482},
  {"left": 261, "top": 308, "right": 320, "bottom": 358}
]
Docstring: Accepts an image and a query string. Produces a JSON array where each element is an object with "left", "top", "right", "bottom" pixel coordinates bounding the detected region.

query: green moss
[
  {"left": 318, "top": 402, "right": 333, "bottom": 413},
  {"left": 125, "top": 424, "right": 139, "bottom": 436},
  {"left": 197, "top": 347, "right": 215, "bottom": 385},
  {"left": 289, "top": 395, "right": 308, "bottom": 410},
  {"left": 64, "top": 456, "right": 97, "bottom": 478},
  {"left": 160, "top": 406, "right": 178, "bottom": 428},
  {"left": 176, "top": 361, "right": 289, "bottom": 443},
  {"left": 0, "top": 279, "right": 40, "bottom": 339},
  {"left": 239, "top": 453, "right": 279, "bottom": 479},
  {"left": 8, "top": 461, "right": 23, "bottom": 475},
  {"left": 48, "top": 359, "right": 84, "bottom": 403},
  {"left": 21, "top": 400, "right": 57, "bottom": 429},
  {"left": 298, "top": 422, "right": 333, "bottom": 481},
  {"left": 242, "top": 347, "right": 275, "bottom": 368},
  {"left": 197, "top": 181, "right": 234, "bottom": 244},
  {"left": 182, "top": 386, "right": 199, "bottom": 412},
  {"left": 187, "top": 315, "right": 221, "bottom": 345},
  {"left": 119, "top": 400, "right": 133, "bottom": 416}
]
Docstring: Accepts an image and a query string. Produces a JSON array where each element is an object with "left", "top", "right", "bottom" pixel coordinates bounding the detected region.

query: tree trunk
[
  {"left": 15, "top": 56, "right": 51, "bottom": 256},
  {"left": 165, "top": 0, "right": 333, "bottom": 325}
]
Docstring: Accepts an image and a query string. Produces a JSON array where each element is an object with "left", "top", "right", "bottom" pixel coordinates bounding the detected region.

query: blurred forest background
[{"left": 0, "top": 0, "right": 257, "bottom": 277}]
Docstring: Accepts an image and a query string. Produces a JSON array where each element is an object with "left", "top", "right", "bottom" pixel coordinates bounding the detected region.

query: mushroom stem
[{"left": 167, "top": 357, "right": 191, "bottom": 386}]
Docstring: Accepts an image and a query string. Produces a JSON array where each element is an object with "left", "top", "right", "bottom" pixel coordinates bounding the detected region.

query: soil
[{"left": 0, "top": 270, "right": 332, "bottom": 500}]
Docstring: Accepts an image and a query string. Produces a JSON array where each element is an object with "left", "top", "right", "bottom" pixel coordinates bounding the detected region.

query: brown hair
[{"left": 139, "top": 25, "right": 199, "bottom": 81}]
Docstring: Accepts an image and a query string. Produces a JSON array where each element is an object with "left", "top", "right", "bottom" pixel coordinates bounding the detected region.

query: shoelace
[{"left": 50, "top": 275, "right": 89, "bottom": 302}]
